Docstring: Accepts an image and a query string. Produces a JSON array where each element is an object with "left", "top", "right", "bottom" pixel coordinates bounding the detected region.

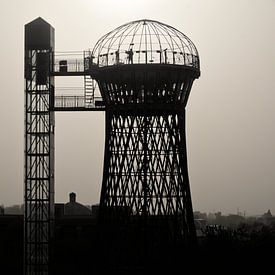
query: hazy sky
[{"left": 0, "top": 0, "right": 274, "bottom": 216}]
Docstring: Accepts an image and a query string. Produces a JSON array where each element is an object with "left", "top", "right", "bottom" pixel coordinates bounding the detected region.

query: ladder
[{"left": 84, "top": 74, "right": 95, "bottom": 107}]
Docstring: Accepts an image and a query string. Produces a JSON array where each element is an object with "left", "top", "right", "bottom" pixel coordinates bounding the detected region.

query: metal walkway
[
  {"left": 52, "top": 51, "right": 105, "bottom": 111},
  {"left": 54, "top": 95, "right": 105, "bottom": 111}
]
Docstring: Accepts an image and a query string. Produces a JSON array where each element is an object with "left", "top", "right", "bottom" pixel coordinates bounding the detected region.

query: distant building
[
  {"left": 260, "top": 209, "right": 275, "bottom": 225},
  {"left": 194, "top": 219, "right": 207, "bottom": 238},
  {"left": 0, "top": 193, "right": 99, "bottom": 274},
  {"left": 53, "top": 193, "right": 97, "bottom": 274},
  {"left": 64, "top": 192, "right": 92, "bottom": 216},
  {"left": 263, "top": 209, "right": 272, "bottom": 218},
  {"left": 3, "top": 204, "right": 23, "bottom": 215},
  {"left": 193, "top": 211, "right": 208, "bottom": 221},
  {"left": 0, "top": 214, "right": 23, "bottom": 274},
  {"left": 226, "top": 214, "right": 245, "bottom": 227}
]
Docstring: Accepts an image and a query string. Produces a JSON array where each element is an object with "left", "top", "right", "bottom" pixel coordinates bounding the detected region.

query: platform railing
[
  {"left": 54, "top": 51, "right": 91, "bottom": 73},
  {"left": 95, "top": 50, "right": 200, "bottom": 68},
  {"left": 53, "top": 50, "right": 199, "bottom": 74},
  {"left": 54, "top": 95, "right": 104, "bottom": 110}
]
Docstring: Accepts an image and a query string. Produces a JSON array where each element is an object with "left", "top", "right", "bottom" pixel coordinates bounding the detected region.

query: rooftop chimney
[{"left": 69, "top": 192, "right": 76, "bottom": 203}]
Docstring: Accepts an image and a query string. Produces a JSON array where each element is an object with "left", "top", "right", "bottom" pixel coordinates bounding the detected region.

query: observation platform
[{"left": 51, "top": 49, "right": 199, "bottom": 111}]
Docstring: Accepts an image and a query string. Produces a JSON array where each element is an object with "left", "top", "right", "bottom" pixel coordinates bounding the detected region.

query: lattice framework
[
  {"left": 100, "top": 109, "right": 196, "bottom": 241},
  {"left": 25, "top": 48, "right": 55, "bottom": 274}
]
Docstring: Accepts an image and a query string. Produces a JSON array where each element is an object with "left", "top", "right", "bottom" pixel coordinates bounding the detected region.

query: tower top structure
[
  {"left": 25, "top": 17, "right": 54, "bottom": 50},
  {"left": 92, "top": 19, "right": 200, "bottom": 71}
]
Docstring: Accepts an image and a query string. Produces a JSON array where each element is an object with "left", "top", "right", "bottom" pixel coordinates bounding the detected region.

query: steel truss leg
[{"left": 100, "top": 109, "right": 196, "bottom": 242}]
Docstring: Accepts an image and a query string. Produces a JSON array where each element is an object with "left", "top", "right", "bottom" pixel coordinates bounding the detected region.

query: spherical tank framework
[
  {"left": 92, "top": 19, "right": 200, "bottom": 107},
  {"left": 93, "top": 19, "right": 201, "bottom": 252},
  {"left": 92, "top": 19, "right": 200, "bottom": 69}
]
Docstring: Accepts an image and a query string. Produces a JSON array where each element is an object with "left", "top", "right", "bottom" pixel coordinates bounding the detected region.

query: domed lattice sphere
[{"left": 92, "top": 19, "right": 200, "bottom": 70}]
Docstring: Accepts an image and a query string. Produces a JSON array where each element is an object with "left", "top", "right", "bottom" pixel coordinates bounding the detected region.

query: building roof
[{"left": 64, "top": 192, "right": 92, "bottom": 216}]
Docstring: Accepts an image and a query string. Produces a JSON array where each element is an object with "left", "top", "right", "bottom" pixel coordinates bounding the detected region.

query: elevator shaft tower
[{"left": 24, "top": 18, "right": 55, "bottom": 274}]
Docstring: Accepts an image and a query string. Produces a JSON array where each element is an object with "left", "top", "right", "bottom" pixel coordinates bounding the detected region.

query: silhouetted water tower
[{"left": 92, "top": 19, "right": 200, "bottom": 242}]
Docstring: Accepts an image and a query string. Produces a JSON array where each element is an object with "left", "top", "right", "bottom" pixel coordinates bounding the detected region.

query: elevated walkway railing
[
  {"left": 53, "top": 51, "right": 91, "bottom": 74},
  {"left": 54, "top": 95, "right": 104, "bottom": 110}
]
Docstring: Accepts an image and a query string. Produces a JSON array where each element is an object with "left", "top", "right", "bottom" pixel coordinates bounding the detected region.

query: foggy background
[{"left": 0, "top": 0, "right": 274, "bottom": 216}]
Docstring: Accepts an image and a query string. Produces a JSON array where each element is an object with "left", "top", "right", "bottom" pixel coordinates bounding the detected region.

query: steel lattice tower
[
  {"left": 24, "top": 18, "right": 55, "bottom": 274},
  {"left": 93, "top": 19, "right": 201, "bottom": 243}
]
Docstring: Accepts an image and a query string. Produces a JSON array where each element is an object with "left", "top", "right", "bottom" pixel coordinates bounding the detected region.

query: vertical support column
[
  {"left": 177, "top": 109, "right": 197, "bottom": 244},
  {"left": 25, "top": 18, "right": 55, "bottom": 274}
]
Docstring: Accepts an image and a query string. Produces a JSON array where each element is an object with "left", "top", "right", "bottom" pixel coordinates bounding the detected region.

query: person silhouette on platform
[{"left": 126, "top": 48, "right": 134, "bottom": 64}]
